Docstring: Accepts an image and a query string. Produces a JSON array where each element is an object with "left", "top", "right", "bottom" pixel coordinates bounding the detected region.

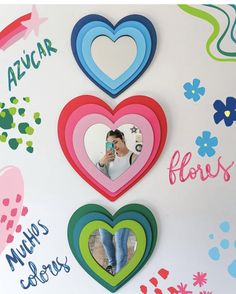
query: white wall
[{"left": 0, "top": 4, "right": 235, "bottom": 294}]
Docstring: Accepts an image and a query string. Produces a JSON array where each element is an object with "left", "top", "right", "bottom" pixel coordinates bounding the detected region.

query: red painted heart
[{"left": 58, "top": 95, "right": 167, "bottom": 201}]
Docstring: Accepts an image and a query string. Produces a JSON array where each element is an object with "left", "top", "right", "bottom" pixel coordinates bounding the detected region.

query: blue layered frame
[{"left": 71, "top": 14, "right": 157, "bottom": 98}]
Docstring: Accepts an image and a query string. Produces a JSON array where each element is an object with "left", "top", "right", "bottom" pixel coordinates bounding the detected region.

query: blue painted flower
[
  {"left": 195, "top": 131, "right": 218, "bottom": 157},
  {"left": 213, "top": 96, "right": 236, "bottom": 127},
  {"left": 183, "top": 78, "right": 205, "bottom": 102}
]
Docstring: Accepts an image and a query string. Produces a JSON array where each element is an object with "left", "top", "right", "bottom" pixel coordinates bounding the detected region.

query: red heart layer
[{"left": 58, "top": 95, "right": 167, "bottom": 201}]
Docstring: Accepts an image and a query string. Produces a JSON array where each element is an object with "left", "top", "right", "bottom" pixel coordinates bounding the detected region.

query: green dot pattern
[
  {"left": 26, "top": 146, "right": 34, "bottom": 153},
  {"left": 18, "top": 108, "right": 25, "bottom": 117},
  {"left": 23, "top": 97, "right": 30, "bottom": 103},
  {"left": 0, "top": 96, "right": 42, "bottom": 153},
  {"left": 10, "top": 97, "right": 19, "bottom": 104},
  {"left": 8, "top": 138, "right": 19, "bottom": 150}
]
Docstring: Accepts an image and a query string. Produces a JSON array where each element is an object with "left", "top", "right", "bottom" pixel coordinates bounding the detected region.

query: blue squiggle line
[
  {"left": 204, "top": 4, "right": 236, "bottom": 57},
  {"left": 230, "top": 5, "right": 236, "bottom": 42}
]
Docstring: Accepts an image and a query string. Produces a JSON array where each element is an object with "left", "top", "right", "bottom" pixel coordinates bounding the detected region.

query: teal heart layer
[
  {"left": 71, "top": 15, "right": 157, "bottom": 98},
  {"left": 67, "top": 204, "right": 157, "bottom": 292}
]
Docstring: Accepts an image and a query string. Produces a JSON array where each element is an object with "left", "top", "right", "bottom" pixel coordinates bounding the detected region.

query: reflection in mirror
[
  {"left": 91, "top": 36, "right": 137, "bottom": 80},
  {"left": 89, "top": 228, "right": 137, "bottom": 275},
  {"left": 84, "top": 124, "right": 143, "bottom": 180}
]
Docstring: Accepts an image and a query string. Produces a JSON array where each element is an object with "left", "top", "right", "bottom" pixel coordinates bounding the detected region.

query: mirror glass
[
  {"left": 89, "top": 228, "right": 137, "bottom": 275},
  {"left": 91, "top": 36, "right": 137, "bottom": 80},
  {"left": 84, "top": 124, "right": 143, "bottom": 180}
]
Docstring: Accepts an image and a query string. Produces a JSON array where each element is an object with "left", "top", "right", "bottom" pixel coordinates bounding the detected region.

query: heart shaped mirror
[
  {"left": 84, "top": 124, "right": 143, "bottom": 180},
  {"left": 89, "top": 228, "right": 137, "bottom": 275},
  {"left": 91, "top": 36, "right": 137, "bottom": 80},
  {"left": 67, "top": 204, "right": 158, "bottom": 292},
  {"left": 71, "top": 14, "right": 157, "bottom": 97}
]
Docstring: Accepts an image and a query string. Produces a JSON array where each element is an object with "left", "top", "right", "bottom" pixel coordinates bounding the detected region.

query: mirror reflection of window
[
  {"left": 84, "top": 124, "right": 142, "bottom": 180},
  {"left": 89, "top": 229, "right": 136, "bottom": 275},
  {"left": 135, "top": 131, "right": 143, "bottom": 153}
]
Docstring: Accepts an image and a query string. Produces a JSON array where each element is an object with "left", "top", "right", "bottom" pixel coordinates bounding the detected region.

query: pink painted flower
[
  {"left": 176, "top": 283, "right": 192, "bottom": 294},
  {"left": 193, "top": 272, "right": 207, "bottom": 287}
]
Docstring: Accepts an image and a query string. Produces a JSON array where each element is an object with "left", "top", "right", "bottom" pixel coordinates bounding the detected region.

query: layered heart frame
[
  {"left": 58, "top": 95, "right": 167, "bottom": 201},
  {"left": 68, "top": 204, "right": 157, "bottom": 292},
  {"left": 71, "top": 14, "right": 157, "bottom": 98}
]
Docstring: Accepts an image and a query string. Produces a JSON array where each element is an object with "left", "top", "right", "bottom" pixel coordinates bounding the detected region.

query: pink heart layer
[
  {"left": 58, "top": 95, "right": 167, "bottom": 201},
  {"left": 71, "top": 113, "right": 155, "bottom": 191},
  {"left": 0, "top": 166, "right": 25, "bottom": 254}
]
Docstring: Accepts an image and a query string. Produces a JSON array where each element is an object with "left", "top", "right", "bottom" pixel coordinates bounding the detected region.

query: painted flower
[
  {"left": 183, "top": 78, "right": 205, "bottom": 102},
  {"left": 193, "top": 272, "right": 207, "bottom": 287},
  {"left": 213, "top": 96, "right": 236, "bottom": 127},
  {"left": 176, "top": 283, "right": 192, "bottom": 294},
  {"left": 195, "top": 131, "right": 218, "bottom": 157}
]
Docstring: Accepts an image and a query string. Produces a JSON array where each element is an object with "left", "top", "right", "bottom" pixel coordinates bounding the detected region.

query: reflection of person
[
  {"left": 99, "top": 228, "right": 130, "bottom": 275},
  {"left": 96, "top": 129, "right": 138, "bottom": 180}
]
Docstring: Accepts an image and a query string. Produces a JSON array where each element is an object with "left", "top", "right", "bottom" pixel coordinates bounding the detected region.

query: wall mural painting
[{"left": 0, "top": 4, "right": 235, "bottom": 294}]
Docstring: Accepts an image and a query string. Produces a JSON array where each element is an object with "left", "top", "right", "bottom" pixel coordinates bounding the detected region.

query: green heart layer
[
  {"left": 68, "top": 204, "right": 157, "bottom": 292},
  {"left": 80, "top": 220, "right": 146, "bottom": 286}
]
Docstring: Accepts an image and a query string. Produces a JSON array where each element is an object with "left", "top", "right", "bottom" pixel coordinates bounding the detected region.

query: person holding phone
[{"left": 96, "top": 129, "right": 138, "bottom": 180}]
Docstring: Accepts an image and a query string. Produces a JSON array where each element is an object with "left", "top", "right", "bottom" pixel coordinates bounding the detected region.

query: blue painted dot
[
  {"left": 219, "top": 221, "right": 230, "bottom": 233},
  {"left": 220, "top": 239, "right": 229, "bottom": 249},
  {"left": 209, "top": 233, "right": 214, "bottom": 239},
  {"left": 208, "top": 247, "right": 220, "bottom": 261},
  {"left": 228, "top": 260, "right": 236, "bottom": 278}
]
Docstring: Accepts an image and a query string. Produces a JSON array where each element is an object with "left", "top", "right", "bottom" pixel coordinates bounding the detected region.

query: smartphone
[
  {"left": 106, "top": 142, "right": 115, "bottom": 158},
  {"left": 106, "top": 142, "right": 114, "bottom": 152}
]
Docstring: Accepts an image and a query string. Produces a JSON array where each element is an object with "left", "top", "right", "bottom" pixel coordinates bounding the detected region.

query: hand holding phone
[
  {"left": 106, "top": 142, "right": 115, "bottom": 153},
  {"left": 99, "top": 142, "right": 115, "bottom": 166},
  {"left": 106, "top": 142, "right": 115, "bottom": 161}
]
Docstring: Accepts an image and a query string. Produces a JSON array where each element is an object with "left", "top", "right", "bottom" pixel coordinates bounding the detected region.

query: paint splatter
[
  {"left": 220, "top": 239, "right": 230, "bottom": 249},
  {"left": 219, "top": 221, "right": 230, "bottom": 232},
  {"left": 228, "top": 260, "right": 236, "bottom": 278},
  {"left": 193, "top": 272, "right": 207, "bottom": 287},
  {"left": 140, "top": 269, "right": 212, "bottom": 293},
  {"left": 208, "top": 247, "right": 220, "bottom": 260},
  {"left": 158, "top": 268, "right": 169, "bottom": 280},
  {"left": 140, "top": 285, "right": 147, "bottom": 294},
  {"left": 34, "top": 112, "right": 41, "bottom": 125},
  {"left": 208, "top": 220, "right": 236, "bottom": 278},
  {"left": 0, "top": 96, "right": 41, "bottom": 153},
  {"left": 176, "top": 283, "right": 192, "bottom": 294},
  {"left": 139, "top": 268, "right": 178, "bottom": 293}
]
